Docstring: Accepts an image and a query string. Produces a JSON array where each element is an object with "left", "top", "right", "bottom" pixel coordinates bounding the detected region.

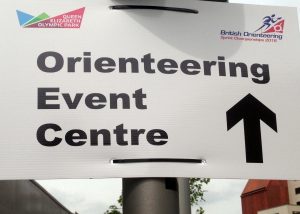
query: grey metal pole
[
  {"left": 178, "top": 178, "right": 191, "bottom": 214},
  {"left": 123, "top": 178, "right": 179, "bottom": 214}
]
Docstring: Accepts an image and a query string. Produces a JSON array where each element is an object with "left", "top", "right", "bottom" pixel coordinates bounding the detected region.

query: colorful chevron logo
[{"left": 16, "top": 7, "right": 85, "bottom": 28}]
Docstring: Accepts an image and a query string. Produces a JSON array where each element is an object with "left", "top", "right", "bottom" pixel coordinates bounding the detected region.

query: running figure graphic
[{"left": 255, "top": 14, "right": 282, "bottom": 32}]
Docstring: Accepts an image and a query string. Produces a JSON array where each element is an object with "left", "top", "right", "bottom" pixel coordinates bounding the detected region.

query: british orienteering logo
[
  {"left": 254, "top": 14, "right": 285, "bottom": 34},
  {"left": 220, "top": 14, "right": 285, "bottom": 42},
  {"left": 16, "top": 7, "right": 85, "bottom": 28}
]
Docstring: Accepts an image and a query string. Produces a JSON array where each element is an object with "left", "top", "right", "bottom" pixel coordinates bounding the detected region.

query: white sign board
[{"left": 0, "top": 0, "right": 299, "bottom": 180}]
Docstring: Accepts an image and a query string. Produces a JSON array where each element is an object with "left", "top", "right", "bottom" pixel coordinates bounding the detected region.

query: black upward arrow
[{"left": 226, "top": 94, "right": 277, "bottom": 163}]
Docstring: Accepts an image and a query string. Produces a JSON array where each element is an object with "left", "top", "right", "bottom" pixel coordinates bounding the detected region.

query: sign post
[
  {"left": 178, "top": 178, "right": 191, "bottom": 214},
  {"left": 123, "top": 178, "right": 179, "bottom": 214},
  {"left": 123, "top": 178, "right": 193, "bottom": 214}
]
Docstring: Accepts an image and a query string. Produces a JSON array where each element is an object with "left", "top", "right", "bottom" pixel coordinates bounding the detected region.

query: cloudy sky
[{"left": 38, "top": 1, "right": 300, "bottom": 214}]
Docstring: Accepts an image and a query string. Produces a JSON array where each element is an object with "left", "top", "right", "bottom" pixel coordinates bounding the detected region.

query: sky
[{"left": 38, "top": 1, "right": 300, "bottom": 214}]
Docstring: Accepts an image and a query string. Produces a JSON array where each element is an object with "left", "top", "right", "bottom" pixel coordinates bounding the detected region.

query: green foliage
[
  {"left": 189, "top": 178, "right": 210, "bottom": 213},
  {"left": 117, "top": 195, "right": 123, "bottom": 207},
  {"left": 196, "top": 207, "right": 205, "bottom": 214},
  {"left": 104, "top": 195, "right": 122, "bottom": 214},
  {"left": 104, "top": 205, "right": 122, "bottom": 214}
]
